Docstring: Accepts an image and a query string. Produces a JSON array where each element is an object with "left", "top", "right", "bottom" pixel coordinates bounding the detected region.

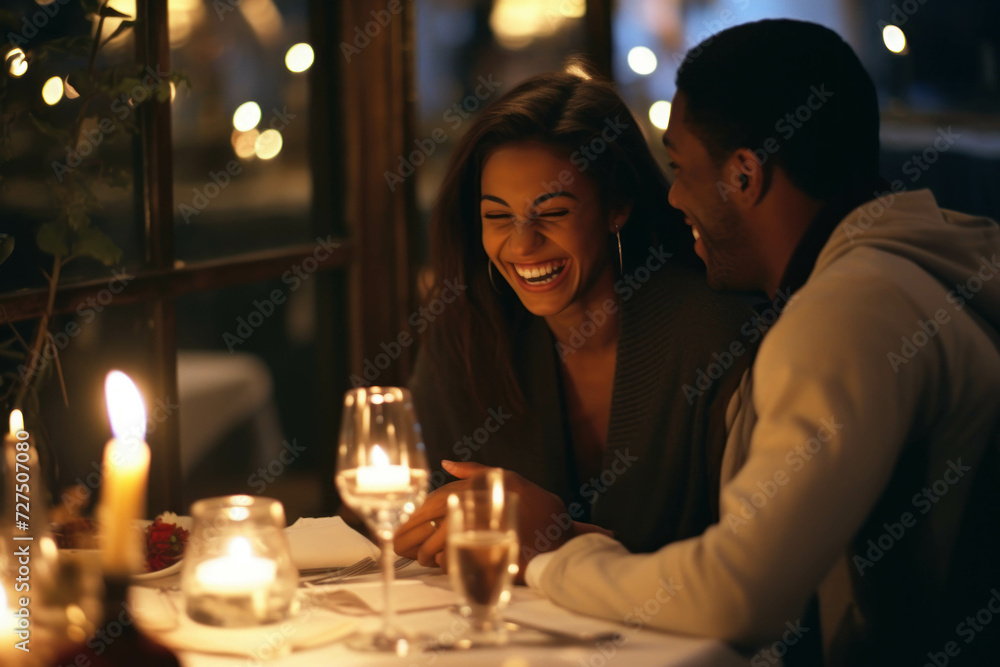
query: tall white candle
[
  {"left": 356, "top": 445, "right": 410, "bottom": 493},
  {"left": 97, "top": 371, "right": 151, "bottom": 575}
]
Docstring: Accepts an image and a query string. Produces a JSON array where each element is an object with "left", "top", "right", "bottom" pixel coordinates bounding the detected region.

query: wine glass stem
[{"left": 380, "top": 536, "right": 396, "bottom": 635}]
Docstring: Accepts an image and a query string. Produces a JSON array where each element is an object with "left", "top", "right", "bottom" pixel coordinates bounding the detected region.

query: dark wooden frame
[{"left": 0, "top": 0, "right": 615, "bottom": 513}]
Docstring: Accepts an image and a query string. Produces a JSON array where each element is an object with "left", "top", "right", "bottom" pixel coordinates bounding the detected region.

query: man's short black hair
[{"left": 676, "top": 19, "right": 880, "bottom": 200}]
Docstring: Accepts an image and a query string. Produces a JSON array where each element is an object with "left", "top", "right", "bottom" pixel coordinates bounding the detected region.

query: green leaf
[
  {"left": 0, "top": 235, "right": 13, "bottom": 265},
  {"left": 37, "top": 221, "right": 70, "bottom": 257},
  {"left": 101, "top": 20, "right": 135, "bottom": 47},
  {"left": 68, "top": 207, "right": 91, "bottom": 232},
  {"left": 99, "top": 5, "right": 133, "bottom": 18},
  {"left": 72, "top": 227, "right": 121, "bottom": 266}
]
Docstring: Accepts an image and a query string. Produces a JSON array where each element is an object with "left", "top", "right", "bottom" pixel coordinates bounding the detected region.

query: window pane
[
  {"left": 0, "top": 0, "right": 148, "bottom": 292},
  {"left": 169, "top": 0, "right": 313, "bottom": 261},
  {"left": 413, "top": 0, "right": 590, "bottom": 257},
  {"left": 174, "top": 276, "right": 325, "bottom": 518}
]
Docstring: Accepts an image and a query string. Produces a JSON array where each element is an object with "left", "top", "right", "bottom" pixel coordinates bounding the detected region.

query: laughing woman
[{"left": 397, "top": 65, "right": 755, "bottom": 566}]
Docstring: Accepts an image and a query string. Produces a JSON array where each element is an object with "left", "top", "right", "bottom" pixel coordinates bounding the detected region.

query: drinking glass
[
  {"left": 181, "top": 495, "right": 297, "bottom": 629},
  {"left": 335, "top": 386, "right": 429, "bottom": 653},
  {"left": 446, "top": 469, "right": 519, "bottom": 646}
]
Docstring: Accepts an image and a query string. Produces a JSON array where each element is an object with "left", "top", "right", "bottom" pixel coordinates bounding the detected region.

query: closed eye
[
  {"left": 537, "top": 209, "right": 569, "bottom": 218},
  {"left": 483, "top": 212, "right": 515, "bottom": 220}
]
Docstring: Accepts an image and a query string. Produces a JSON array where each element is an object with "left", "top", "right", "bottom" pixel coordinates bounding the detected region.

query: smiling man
[{"left": 524, "top": 19, "right": 1000, "bottom": 667}]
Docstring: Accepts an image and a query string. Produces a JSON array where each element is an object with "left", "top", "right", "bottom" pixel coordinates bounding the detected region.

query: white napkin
[
  {"left": 284, "top": 516, "right": 380, "bottom": 570},
  {"left": 302, "top": 578, "right": 459, "bottom": 615}
]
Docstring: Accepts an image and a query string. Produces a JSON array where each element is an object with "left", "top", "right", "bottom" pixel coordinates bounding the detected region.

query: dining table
[{"left": 130, "top": 561, "right": 753, "bottom": 667}]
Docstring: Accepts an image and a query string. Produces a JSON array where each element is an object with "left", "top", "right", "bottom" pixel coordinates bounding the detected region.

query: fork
[{"left": 301, "top": 556, "right": 412, "bottom": 587}]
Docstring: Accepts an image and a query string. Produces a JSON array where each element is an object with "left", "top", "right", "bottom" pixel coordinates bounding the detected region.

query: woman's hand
[{"left": 394, "top": 460, "right": 586, "bottom": 577}]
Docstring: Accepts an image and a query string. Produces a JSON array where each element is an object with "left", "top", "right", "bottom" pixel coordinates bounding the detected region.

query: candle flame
[
  {"left": 371, "top": 444, "right": 389, "bottom": 467},
  {"left": 9, "top": 409, "right": 23, "bottom": 436},
  {"left": 228, "top": 537, "right": 252, "bottom": 559},
  {"left": 105, "top": 371, "right": 147, "bottom": 443}
]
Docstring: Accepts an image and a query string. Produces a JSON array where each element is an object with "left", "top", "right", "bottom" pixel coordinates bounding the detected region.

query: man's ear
[
  {"left": 608, "top": 203, "right": 632, "bottom": 233},
  {"left": 730, "top": 148, "right": 767, "bottom": 204}
]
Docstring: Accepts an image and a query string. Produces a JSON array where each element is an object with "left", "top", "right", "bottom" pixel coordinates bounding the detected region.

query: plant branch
[{"left": 13, "top": 254, "right": 62, "bottom": 408}]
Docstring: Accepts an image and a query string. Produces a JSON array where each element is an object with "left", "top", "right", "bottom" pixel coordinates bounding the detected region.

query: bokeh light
[
  {"left": 882, "top": 25, "right": 907, "bottom": 54},
  {"left": 649, "top": 101, "right": 672, "bottom": 130},
  {"left": 254, "top": 129, "right": 282, "bottom": 160},
  {"left": 6, "top": 48, "right": 27, "bottom": 77},
  {"left": 627, "top": 46, "right": 657, "bottom": 75},
  {"left": 233, "top": 102, "right": 262, "bottom": 132},
  {"left": 42, "top": 76, "right": 64, "bottom": 105},
  {"left": 232, "top": 129, "right": 260, "bottom": 160},
  {"left": 285, "top": 43, "right": 314, "bottom": 73}
]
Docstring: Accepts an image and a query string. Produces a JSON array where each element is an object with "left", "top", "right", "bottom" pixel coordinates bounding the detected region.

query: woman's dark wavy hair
[{"left": 424, "top": 62, "right": 697, "bottom": 414}]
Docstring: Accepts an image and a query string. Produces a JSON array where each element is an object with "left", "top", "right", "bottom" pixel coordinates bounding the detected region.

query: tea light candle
[
  {"left": 195, "top": 537, "right": 277, "bottom": 594},
  {"left": 356, "top": 445, "right": 410, "bottom": 493},
  {"left": 97, "top": 371, "right": 151, "bottom": 575}
]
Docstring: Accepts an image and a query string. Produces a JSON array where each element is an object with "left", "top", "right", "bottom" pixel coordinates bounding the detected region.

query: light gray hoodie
[{"left": 526, "top": 190, "right": 1000, "bottom": 663}]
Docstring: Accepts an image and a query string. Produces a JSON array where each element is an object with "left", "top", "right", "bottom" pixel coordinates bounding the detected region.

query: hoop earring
[
  {"left": 487, "top": 259, "right": 500, "bottom": 292},
  {"left": 616, "top": 229, "right": 623, "bottom": 274}
]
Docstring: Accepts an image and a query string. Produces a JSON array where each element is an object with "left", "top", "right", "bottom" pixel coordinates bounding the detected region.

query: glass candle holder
[{"left": 180, "top": 496, "right": 297, "bottom": 627}]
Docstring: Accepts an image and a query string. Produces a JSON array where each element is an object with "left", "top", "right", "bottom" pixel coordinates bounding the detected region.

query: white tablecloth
[{"left": 143, "top": 566, "right": 750, "bottom": 667}]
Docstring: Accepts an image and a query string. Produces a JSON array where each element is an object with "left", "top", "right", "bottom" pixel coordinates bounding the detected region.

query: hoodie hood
[{"left": 815, "top": 189, "right": 1000, "bottom": 342}]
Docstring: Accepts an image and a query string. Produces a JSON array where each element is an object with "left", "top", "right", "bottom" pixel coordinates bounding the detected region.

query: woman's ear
[{"left": 608, "top": 204, "right": 632, "bottom": 233}]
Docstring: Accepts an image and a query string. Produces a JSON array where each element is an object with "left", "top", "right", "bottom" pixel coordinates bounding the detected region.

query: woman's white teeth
[
  {"left": 692, "top": 228, "right": 701, "bottom": 241},
  {"left": 515, "top": 260, "right": 566, "bottom": 284}
]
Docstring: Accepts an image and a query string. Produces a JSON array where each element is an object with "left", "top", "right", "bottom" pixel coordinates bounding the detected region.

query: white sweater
[{"left": 526, "top": 190, "right": 1000, "bottom": 660}]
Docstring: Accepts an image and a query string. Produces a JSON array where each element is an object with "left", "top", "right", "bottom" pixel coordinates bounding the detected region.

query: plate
[{"left": 132, "top": 515, "right": 193, "bottom": 582}]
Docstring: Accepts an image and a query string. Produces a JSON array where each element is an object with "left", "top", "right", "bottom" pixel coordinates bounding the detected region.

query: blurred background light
[
  {"left": 6, "top": 48, "right": 27, "bottom": 77},
  {"left": 233, "top": 102, "right": 262, "bottom": 132},
  {"left": 232, "top": 129, "right": 260, "bottom": 160},
  {"left": 285, "top": 43, "right": 314, "bottom": 73},
  {"left": 42, "top": 76, "right": 64, "bottom": 105},
  {"left": 882, "top": 25, "right": 908, "bottom": 54},
  {"left": 627, "top": 46, "right": 658, "bottom": 75},
  {"left": 649, "top": 100, "right": 672, "bottom": 130},
  {"left": 254, "top": 129, "right": 283, "bottom": 160}
]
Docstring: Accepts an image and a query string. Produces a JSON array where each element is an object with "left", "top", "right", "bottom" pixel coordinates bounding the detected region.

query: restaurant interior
[{"left": 0, "top": 0, "right": 997, "bottom": 665}]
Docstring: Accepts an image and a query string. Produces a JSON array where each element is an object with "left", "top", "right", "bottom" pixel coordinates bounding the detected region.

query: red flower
[{"left": 144, "top": 518, "right": 189, "bottom": 573}]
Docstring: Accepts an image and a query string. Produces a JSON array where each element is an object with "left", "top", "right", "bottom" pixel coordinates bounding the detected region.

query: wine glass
[
  {"left": 446, "top": 469, "right": 519, "bottom": 647},
  {"left": 334, "top": 386, "right": 429, "bottom": 654}
]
